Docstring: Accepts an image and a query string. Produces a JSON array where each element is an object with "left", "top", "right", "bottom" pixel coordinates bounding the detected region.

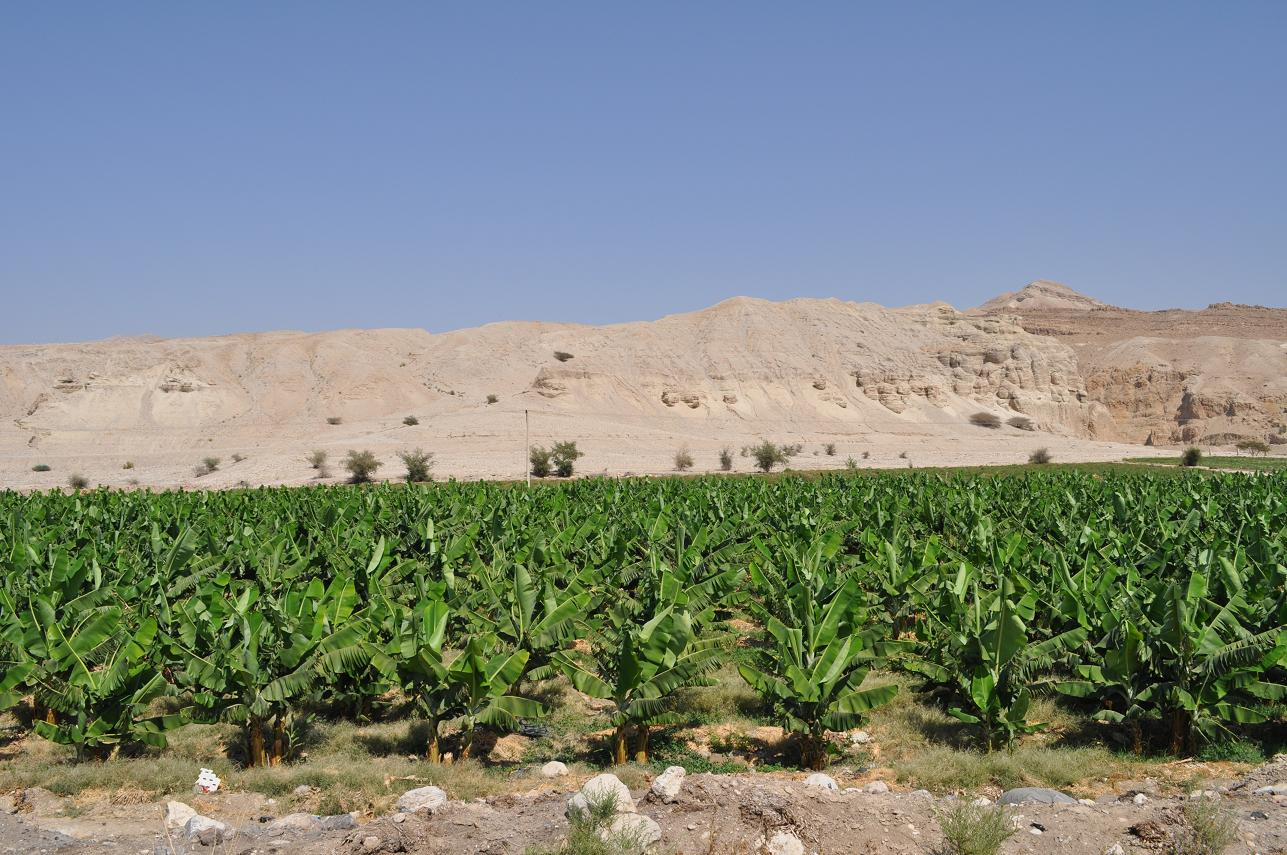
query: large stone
[
  {"left": 863, "top": 780, "right": 890, "bottom": 794},
  {"left": 1253, "top": 784, "right": 1287, "bottom": 796},
  {"left": 581, "top": 773, "right": 636, "bottom": 813},
  {"left": 764, "top": 830, "right": 805, "bottom": 855},
  {"left": 600, "top": 813, "right": 661, "bottom": 853},
  {"left": 396, "top": 785, "right": 448, "bottom": 814},
  {"left": 998, "top": 787, "right": 1077, "bottom": 805},
  {"left": 649, "top": 766, "right": 686, "bottom": 804},
  {"left": 184, "top": 815, "right": 229, "bottom": 846},
  {"left": 320, "top": 813, "right": 357, "bottom": 831},
  {"left": 164, "top": 801, "right": 197, "bottom": 830},
  {"left": 540, "top": 761, "right": 569, "bottom": 778},
  {"left": 804, "top": 773, "right": 838, "bottom": 791},
  {"left": 267, "top": 812, "right": 321, "bottom": 833}
]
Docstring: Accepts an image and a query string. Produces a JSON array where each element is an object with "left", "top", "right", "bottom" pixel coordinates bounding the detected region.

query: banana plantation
[{"left": 1, "top": 469, "right": 1283, "bottom": 771}]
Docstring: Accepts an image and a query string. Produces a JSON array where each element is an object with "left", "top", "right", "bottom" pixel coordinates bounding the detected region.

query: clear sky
[{"left": 3, "top": 3, "right": 1284, "bottom": 344}]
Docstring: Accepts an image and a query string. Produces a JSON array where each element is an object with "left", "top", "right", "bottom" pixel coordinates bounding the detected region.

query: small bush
[
  {"left": 718, "top": 447, "right": 733, "bottom": 471},
  {"left": 862, "top": 451, "right": 870, "bottom": 459},
  {"left": 824, "top": 442, "right": 836, "bottom": 456},
  {"left": 195, "top": 457, "right": 221, "bottom": 476},
  {"left": 1236, "top": 438, "right": 1270, "bottom": 456},
  {"left": 529, "top": 446, "right": 552, "bottom": 478},
  {"left": 780, "top": 443, "right": 803, "bottom": 457},
  {"left": 67, "top": 474, "right": 89, "bottom": 491},
  {"left": 551, "top": 441, "right": 582, "bottom": 478},
  {"left": 31, "top": 464, "right": 51, "bottom": 472},
  {"left": 970, "top": 411, "right": 1002, "bottom": 429},
  {"left": 307, "top": 450, "right": 328, "bottom": 470},
  {"left": 231, "top": 453, "right": 245, "bottom": 463},
  {"left": 343, "top": 450, "right": 382, "bottom": 484},
  {"left": 553, "top": 351, "right": 574, "bottom": 362},
  {"left": 674, "top": 446, "right": 694, "bottom": 472},
  {"left": 398, "top": 448, "right": 434, "bottom": 483},
  {"left": 845, "top": 456, "right": 858, "bottom": 470},
  {"left": 403, "top": 415, "right": 419, "bottom": 426},
  {"left": 935, "top": 801, "right": 1015, "bottom": 855},
  {"left": 1173, "top": 796, "right": 1238, "bottom": 855},
  {"left": 899, "top": 451, "right": 908, "bottom": 459},
  {"left": 1007, "top": 415, "right": 1034, "bottom": 431},
  {"left": 122, "top": 461, "right": 134, "bottom": 470},
  {"left": 326, "top": 416, "right": 342, "bottom": 425},
  {"left": 1028, "top": 447, "right": 1052, "bottom": 465},
  {"left": 1181, "top": 446, "right": 1203, "bottom": 467},
  {"left": 486, "top": 394, "right": 499, "bottom": 405},
  {"left": 750, "top": 440, "right": 786, "bottom": 473}
]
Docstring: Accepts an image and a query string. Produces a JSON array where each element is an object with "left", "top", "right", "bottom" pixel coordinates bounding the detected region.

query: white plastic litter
[{"left": 194, "top": 768, "right": 222, "bottom": 794}]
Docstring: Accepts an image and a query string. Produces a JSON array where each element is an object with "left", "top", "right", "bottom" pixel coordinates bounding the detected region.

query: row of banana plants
[{"left": 1, "top": 469, "right": 1283, "bottom": 767}]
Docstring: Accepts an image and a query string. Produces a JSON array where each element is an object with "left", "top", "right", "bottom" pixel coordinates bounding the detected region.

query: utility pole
[{"left": 524, "top": 409, "right": 530, "bottom": 488}]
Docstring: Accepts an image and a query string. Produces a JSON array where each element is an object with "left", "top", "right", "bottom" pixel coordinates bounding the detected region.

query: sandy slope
[{"left": 2, "top": 286, "right": 1279, "bottom": 490}]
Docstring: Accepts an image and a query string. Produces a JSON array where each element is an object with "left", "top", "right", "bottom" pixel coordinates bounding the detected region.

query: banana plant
[
  {"left": 556, "top": 597, "right": 720, "bottom": 764},
  {"left": 372, "top": 598, "right": 541, "bottom": 762},
  {"left": 739, "top": 576, "right": 898, "bottom": 769}
]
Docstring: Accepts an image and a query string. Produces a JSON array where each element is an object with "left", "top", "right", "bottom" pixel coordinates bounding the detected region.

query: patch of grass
[
  {"left": 67, "top": 473, "right": 89, "bottom": 490},
  {"left": 1127, "top": 455, "right": 1287, "bottom": 472},
  {"left": 934, "top": 801, "right": 1015, "bottom": 855},
  {"left": 31, "top": 463, "right": 51, "bottom": 472},
  {"left": 1196, "top": 737, "right": 1264, "bottom": 764},
  {"left": 895, "top": 745, "right": 1124, "bottom": 793},
  {"left": 1173, "top": 795, "right": 1239, "bottom": 855}
]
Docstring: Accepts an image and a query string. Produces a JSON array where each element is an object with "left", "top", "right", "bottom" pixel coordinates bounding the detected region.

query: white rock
[
  {"left": 804, "top": 773, "right": 838, "bottom": 791},
  {"left": 600, "top": 813, "right": 661, "bottom": 852},
  {"left": 650, "top": 766, "right": 686, "bottom": 804},
  {"left": 909, "top": 789, "right": 932, "bottom": 800},
  {"left": 849, "top": 730, "right": 872, "bottom": 745},
  {"left": 391, "top": 813, "right": 407, "bottom": 824},
  {"left": 971, "top": 797, "right": 993, "bottom": 807},
  {"left": 396, "top": 785, "right": 448, "bottom": 814},
  {"left": 361, "top": 836, "right": 382, "bottom": 852},
  {"left": 1132, "top": 793, "right": 1149, "bottom": 805},
  {"left": 292, "top": 784, "right": 314, "bottom": 796},
  {"left": 267, "top": 812, "right": 320, "bottom": 833},
  {"left": 1078, "top": 799, "right": 1097, "bottom": 807},
  {"left": 863, "top": 780, "right": 890, "bottom": 794},
  {"left": 1104, "top": 845, "right": 1125, "bottom": 855},
  {"left": 539, "top": 761, "right": 569, "bottom": 778},
  {"left": 184, "top": 815, "right": 228, "bottom": 846},
  {"left": 1253, "top": 784, "right": 1287, "bottom": 796},
  {"left": 582, "top": 773, "right": 636, "bottom": 813},
  {"left": 764, "top": 830, "right": 806, "bottom": 855},
  {"left": 164, "top": 801, "right": 197, "bottom": 830}
]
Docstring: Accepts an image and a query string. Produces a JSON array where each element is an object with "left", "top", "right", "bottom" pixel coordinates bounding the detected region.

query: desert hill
[{"left": 1, "top": 285, "right": 1282, "bottom": 488}]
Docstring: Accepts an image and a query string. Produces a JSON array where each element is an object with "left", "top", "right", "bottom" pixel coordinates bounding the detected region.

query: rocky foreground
[{"left": 5, "top": 758, "right": 1287, "bottom": 855}]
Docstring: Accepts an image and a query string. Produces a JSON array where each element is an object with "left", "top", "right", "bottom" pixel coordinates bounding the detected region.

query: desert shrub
[
  {"left": 1028, "top": 447, "right": 1052, "bottom": 464},
  {"left": 307, "top": 450, "right": 328, "bottom": 470},
  {"left": 343, "top": 450, "right": 382, "bottom": 484},
  {"left": 122, "top": 461, "right": 134, "bottom": 470},
  {"left": 231, "top": 453, "right": 245, "bottom": 463},
  {"left": 551, "top": 441, "right": 582, "bottom": 477},
  {"left": 862, "top": 451, "right": 870, "bottom": 459},
  {"left": 398, "top": 448, "right": 434, "bottom": 483},
  {"left": 529, "top": 446, "right": 552, "bottom": 478},
  {"left": 67, "top": 474, "right": 89, "bottom": 491},
  {"left": 970, "top": 411, "right": 1001, "bottom": 429},
  {"left": 486, "top": 394, "right": 499, "bottom": 405},
  {"left": 195, "top": 457, "right": 220, "bottom": 476},
  {"left": 780, "top": 443, "right": 803, "bottom": 457},
  {"left": 934, "top": 801, "right": 1014, "bottom": 855},
  {"left": 1236, "top": 438, "right": 1270, "bottom": 456},
  {"left": 824, "top": 442, "right": 836, "bottom": 456},
  {"left": 718, "top": 447, "right": 733, "bottom": 471},
  {"left": 1172, "top": 796, "right": 1238, "bottom": 855},
  {"left": 750, "top": 440, "right": 786, "bottom": 473},
  {"left": 326, "top": 416, "right": 342, "bottom": 425},
  {"left": 553, "top": 351, "right": 574, "bottom": 362},
  {"left": 31, "top": 464, "right": 51, "bottom": 472},
  {"left": 1007, "top": 416, "right": 1034, "bottom": 431},
  {"left": 674, "top": 446, "right": 694, "bottom": 472},
  {"left": 1181, "top": 446, "right": 1203, "bottom": 467},
  {"left": 403, "top": 415, "right": 419, "bottom": 426},
  {"left": 845, "top": 456, "right": 858, "bottom": 470},
  {"left": 899, "top": 451, "right": 908, "bottom": 459}
]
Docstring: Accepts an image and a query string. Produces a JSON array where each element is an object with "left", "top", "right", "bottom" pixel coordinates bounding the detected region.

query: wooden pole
[{"left": 525, "top": 409, "right": 531, "bottom": 488}]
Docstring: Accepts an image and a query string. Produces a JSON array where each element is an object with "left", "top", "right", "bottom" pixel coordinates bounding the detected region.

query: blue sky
[{"left": 2, "top": 3, "right": 1284, "bottom": 344}]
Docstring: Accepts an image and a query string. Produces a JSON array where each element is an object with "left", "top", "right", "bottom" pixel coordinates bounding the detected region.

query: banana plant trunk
[
  {"left": 248, "top": 716, "right": 266, "bottom": 767},
  {"left": 1169, "top": 709, "right": 1192, "bottom": 756},
  {"left": 612, "top": 723, "right": 630, "bottom": 765},
  {"left": 633, "top": 725, "right": 650, "bottom": 763},
  {"left": 427, "top": 717, "right": 441, "bottom": 764},
  {"left": 271, "top": 715, "right": 286, "bottom": 766},
  {"left": 459, "top": 721, "right": 475, "bottom": 761}
]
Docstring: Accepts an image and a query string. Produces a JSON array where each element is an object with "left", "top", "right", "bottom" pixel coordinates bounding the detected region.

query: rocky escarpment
[{"left": 976, "top": 282, "right": 1287, "bottom": 446}]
